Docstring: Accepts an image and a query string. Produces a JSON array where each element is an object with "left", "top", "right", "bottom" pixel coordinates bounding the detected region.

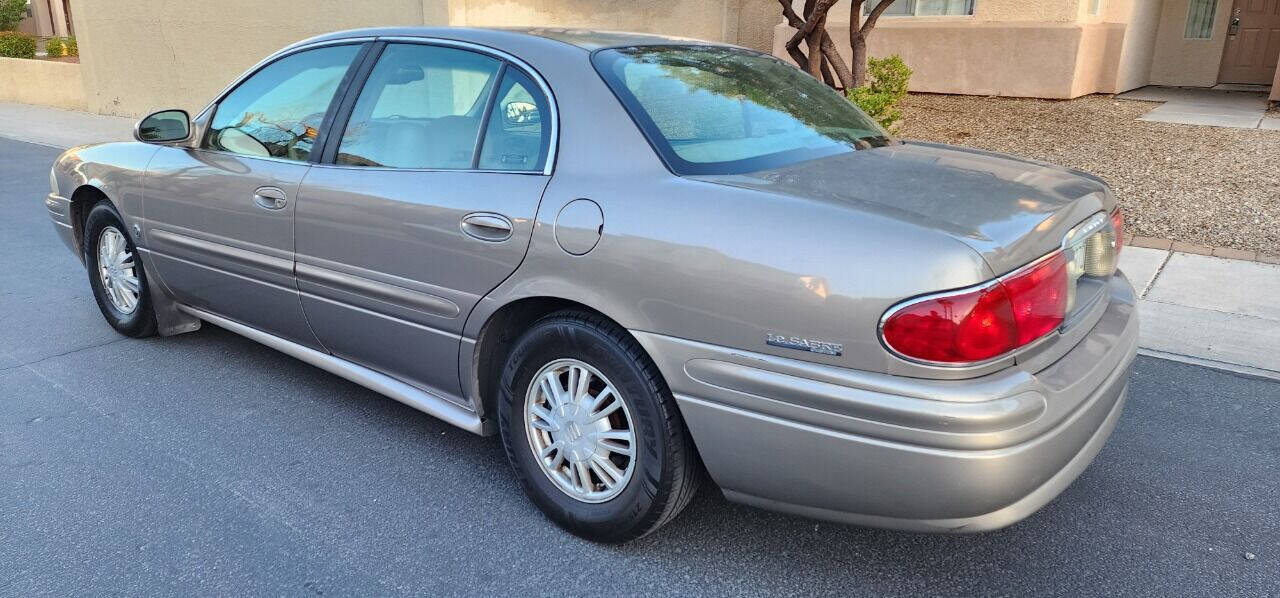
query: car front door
[
  {"left": 294, "top": 41, "right": 553, "bottom": 397},
  {"left": 143, "top": 43, "right": 368, "bottom": 348}
]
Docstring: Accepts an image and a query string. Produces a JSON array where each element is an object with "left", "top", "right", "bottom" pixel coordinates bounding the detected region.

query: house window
[
  {"left": 1089, "top": 0, "right": 1102, "bottom": 16},
  {"left": 863, "top": 0, "right": 975, "bottom": 17},
  {"left": 1184, "top": 0, "right": 1218, "bottom": 39}
]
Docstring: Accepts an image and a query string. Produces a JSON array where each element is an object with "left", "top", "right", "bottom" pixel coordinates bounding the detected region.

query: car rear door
[
  {"left": 294, "top": 40, "right": 554, "bottom": 397},
  {"left": 143, "top": 42, "right": 369, "bottom": 349}
]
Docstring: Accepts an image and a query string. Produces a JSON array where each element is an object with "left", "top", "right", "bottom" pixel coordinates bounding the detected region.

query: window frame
[
  {"left": 193, "top": 39, "right": 376, "bottom": 165},
  {"left": 1089, "top": 0, "right": 1102, "bottom": 17},
  {"left": 862, "top": 0, "right": 976, "bottom": 18},
  {"left": 317, "top": 37, "right": 558, "bottom": 175},
  {"left": 1183, "top": 0, "right": 1219, "bottom": 40}
]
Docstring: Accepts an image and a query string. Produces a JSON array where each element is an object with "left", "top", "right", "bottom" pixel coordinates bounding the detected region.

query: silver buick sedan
[{"left": 46, "top": 27, "right": 1137, "bottom": 542}]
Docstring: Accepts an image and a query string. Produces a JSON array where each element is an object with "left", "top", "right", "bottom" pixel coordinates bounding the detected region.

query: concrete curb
[{"left": 1138, "top": 348, "right": 1280, "bottom": 383}]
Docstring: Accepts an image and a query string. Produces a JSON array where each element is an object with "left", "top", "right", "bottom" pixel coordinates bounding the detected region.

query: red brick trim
[{"left": 1129, "top": 235, "right": 1278, "bottom": 265}]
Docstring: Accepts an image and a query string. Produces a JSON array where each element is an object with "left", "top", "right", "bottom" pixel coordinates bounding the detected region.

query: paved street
[{"left": 1, "top": 136, "right": 1278, "bottom": 596}]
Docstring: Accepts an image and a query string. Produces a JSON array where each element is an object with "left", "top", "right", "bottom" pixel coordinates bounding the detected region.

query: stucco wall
[
  {"left": 1272, "top": 62, "right": 1280, "bottom": 103},
  {"left": 1070, "top": 22, "right": 1128, "bottom": 97},
  {"left": 452, "top": 0, "right": 745, "bottom": 46},
  {"left": 69, "top": 0, "right": 452, "bottom": 118},
  {"left": 783, "top": 0, "right": 1087, "bottom": 24},
  {"left": 1111, "top": 0, "right": 1163, "bottom": 92},
  {"left": 66, "top": 0, "right": 776, "bottom": 118},
  {"left": 775, "top": 0, "right": 1239, "bottom": 98},
  {"left": 0, "top": 58, "right": 86, "bottom": 110},
  {"left": 783, "top": 20, "right": 1098, "bottom": 98},
  {"left": 780, "top": 18, "right": 1143, "bottom": 99},
  {"left": 1149, "top": 0, "right": 1234, "bottom": 86}
]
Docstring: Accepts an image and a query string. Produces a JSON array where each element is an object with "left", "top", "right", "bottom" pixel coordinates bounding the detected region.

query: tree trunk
[
  {"left": 851, "top": 34, "right": 868, "bottom": 88},
  {"left": 850, "top": 0, "right": 898, "bottom": 88},
  {"left": 776, "top": 0, "right": 853, "bottom": 90},
  {"left": 806, "top": 15, "right": 825, "bottom": 77},
  {"left": 819, "top": 54, "right": 836, "bottom": 87},
  {"left": 821, "top": 32, "right": 853, "bottom": 90}
]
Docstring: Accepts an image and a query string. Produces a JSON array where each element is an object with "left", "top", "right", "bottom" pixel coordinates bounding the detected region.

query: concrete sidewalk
[
  {"left": 4, "top": 100, "right": 1278, "bottom": 380},
  {"left": 1117, "top": 86, "right": 1280, "bottom": 130},
  {"left": 1120, "top": 248, "right": 1280, "bottom": 378},
  {"left": 0, "top": 101, "right": 135, "bottom": 149}
]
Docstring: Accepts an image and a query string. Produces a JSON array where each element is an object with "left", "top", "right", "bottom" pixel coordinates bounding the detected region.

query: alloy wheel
[
  {"left": 96, "top": 226, "right": 140, "bottom": 314},
  {"left": 524, "top": 358, "right": 636, "bottom": 503}
]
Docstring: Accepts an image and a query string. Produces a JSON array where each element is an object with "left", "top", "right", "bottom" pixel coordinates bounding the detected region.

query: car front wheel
[
  {"left": 498, "top": 310, "right": 700, "bottom": 542},
  {"left": 83, "top": 200, "right": 157, "bottom": 338}
]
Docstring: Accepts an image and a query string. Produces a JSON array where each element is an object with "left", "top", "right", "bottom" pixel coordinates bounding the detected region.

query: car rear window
[{"left": 592, "top": 45, "right": 892, "bottom": 175}]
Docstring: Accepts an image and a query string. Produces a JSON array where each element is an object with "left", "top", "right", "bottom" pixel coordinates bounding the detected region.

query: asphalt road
[{"left": 2, "top": 136, "right": 1278, "bottom": 596}]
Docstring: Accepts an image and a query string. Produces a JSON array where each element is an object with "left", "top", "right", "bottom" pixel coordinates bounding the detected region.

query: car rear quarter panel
[{"left": 464, "top": 41, "right": 996, "bottom": 380}]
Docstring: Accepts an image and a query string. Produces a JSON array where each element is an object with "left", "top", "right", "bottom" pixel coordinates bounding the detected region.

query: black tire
[
  {"left": 83, "top": 200, "right": 157, "bottom": 338},
  {"left": 498, "top": 310, "right": 700, "bottom": 542}
]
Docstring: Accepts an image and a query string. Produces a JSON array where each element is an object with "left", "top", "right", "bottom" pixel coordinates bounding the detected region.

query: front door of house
[{"left": 1219, "top": 0, "right": 1280, "bottom": 84}]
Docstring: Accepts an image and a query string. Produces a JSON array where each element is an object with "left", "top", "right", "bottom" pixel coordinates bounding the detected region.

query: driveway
[{"left": 2, "top": 137, "right": 1278, "bottom": 596}]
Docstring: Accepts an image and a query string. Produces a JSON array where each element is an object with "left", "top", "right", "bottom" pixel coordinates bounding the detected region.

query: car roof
[
  {"left": 504, "top": 27, "right": 713, "bottom": 50},
  {"left": 287, "top": 26, "right": 722, "bottom": 54}
]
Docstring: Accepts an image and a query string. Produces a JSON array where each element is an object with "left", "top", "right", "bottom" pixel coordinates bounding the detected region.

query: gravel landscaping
[{"left": 898, "top": 93, "right": 1280, "bottom": 255}]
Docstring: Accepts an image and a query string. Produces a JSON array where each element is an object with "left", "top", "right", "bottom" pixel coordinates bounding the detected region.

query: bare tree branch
[
  {"left": 778, "top": 0, "right": 811, "bottom": 68},
  {"left": 861, "top": 0, "right": 897, "bottom": 34},
  {"left": 777, "top": 0, "right": 852, "bottom": 89},
  {"left": 785, "top": 0, "right": 839, "bottom": 77},
  {"left": 820, "top": 33, "right": 853, "bottom": 89},
  {"left": 819, "top": 54, "right": 836, "bottom": 86}
]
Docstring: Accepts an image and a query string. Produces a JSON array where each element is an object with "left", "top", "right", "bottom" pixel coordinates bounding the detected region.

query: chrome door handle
[
  {"left": 253, "top": 187, "right": 288, "bottom": 210},
  {"left": 460, "top": 212, "right": 513, "bottom": 242}
]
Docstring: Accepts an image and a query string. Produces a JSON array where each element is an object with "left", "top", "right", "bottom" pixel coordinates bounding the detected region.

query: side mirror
[
  {"left": 135, "top": 109, "right": 191, "bottom": 143},
  {"left": 503, "top": 101, "right": 540, "bottom": 126}
]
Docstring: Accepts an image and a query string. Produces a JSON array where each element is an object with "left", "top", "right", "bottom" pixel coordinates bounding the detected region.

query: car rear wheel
[
  {"left": 84, "top": 201, "right": 157, "bottom": 338},
  {"left": 498, "top": 310, "right": 700, "bottom": 542}
]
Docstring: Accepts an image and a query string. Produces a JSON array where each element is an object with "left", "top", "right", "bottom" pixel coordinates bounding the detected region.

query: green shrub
[
  {"left": 0, "top": 0, "right": 26, "bottom": 31},
  {"left": 45, "top": 36, "right": 75, "bottom": 57},
  {"left": 846, "top": 55, "right": 913, "bottom": 131},
  {"left": 45, "top": 36, "right": 65, "bottom": 57},
  {"left": 0, "top": 31, "right": 36, "bottom": 59}
]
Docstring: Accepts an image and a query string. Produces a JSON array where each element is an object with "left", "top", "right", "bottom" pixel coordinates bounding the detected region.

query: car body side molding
[{"left": 176, "top": 305, "right": 488, "bottom": 435}]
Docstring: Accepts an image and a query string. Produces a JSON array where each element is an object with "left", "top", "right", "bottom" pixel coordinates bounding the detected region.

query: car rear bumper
[{"left": 632, "top": 273, "right": 1138, "bottom": 533}]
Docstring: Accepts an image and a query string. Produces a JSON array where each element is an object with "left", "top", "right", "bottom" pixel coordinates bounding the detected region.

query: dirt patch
[{"left": 898, "top": 93, "right": 1280, "bottom": 254}]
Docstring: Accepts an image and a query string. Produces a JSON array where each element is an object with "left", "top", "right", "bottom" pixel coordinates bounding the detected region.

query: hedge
[{"left": 0, "top": 31, "right": 35, "bottom": 59}]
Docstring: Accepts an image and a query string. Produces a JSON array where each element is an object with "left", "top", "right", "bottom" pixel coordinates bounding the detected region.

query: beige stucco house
[
  {"left": 60, "top": 0, "right": 778, "bottom": 117},
  {"left": 774, "top": 0, "right": 1280, "bottom": 101},
  {"left": 2, "top": 0, "right": 1277, "bottom": 116},
  {"left": 15, "top": 0, "right": 73, "bottom": 37}
]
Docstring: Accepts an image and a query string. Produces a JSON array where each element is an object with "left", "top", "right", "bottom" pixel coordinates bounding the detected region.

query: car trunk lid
[{"left": 689, "top": 140, "right": 1114, "bottom": 277}]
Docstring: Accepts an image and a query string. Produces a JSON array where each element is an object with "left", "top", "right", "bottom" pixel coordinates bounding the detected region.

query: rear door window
[
  {"left": 336, "top": 44, "right": 502, "bottom": 169},
  {"left": 477, "top": 69, "right": 551, "bottom": 172}
]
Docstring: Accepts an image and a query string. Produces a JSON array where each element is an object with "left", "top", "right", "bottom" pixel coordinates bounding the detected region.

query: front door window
[{"left": 203, "top": 45, "right": 362, "bottom": 161}]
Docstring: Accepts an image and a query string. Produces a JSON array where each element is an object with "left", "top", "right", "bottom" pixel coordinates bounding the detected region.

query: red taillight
[
  {"left": 1110, "top": 208, "right": 1124, "bottom": 255},
  {"left": 881, "top": 252, "right": 1069, "bottom": 364}
]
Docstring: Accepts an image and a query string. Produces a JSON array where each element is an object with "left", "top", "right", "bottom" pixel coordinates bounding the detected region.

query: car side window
[
  {"left": 203, "top": 45, "right": 361, "bottom": 162},
  {"left": 336, "top": 44, "right": 501, "bottom": 169},
  {"left": 477, "top": 69, "right": 550, "bottom": 172}
]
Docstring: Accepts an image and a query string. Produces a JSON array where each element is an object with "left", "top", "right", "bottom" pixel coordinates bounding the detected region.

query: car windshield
[{"left": 592, "top": 45, "right": 893, "bottom": 175}]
